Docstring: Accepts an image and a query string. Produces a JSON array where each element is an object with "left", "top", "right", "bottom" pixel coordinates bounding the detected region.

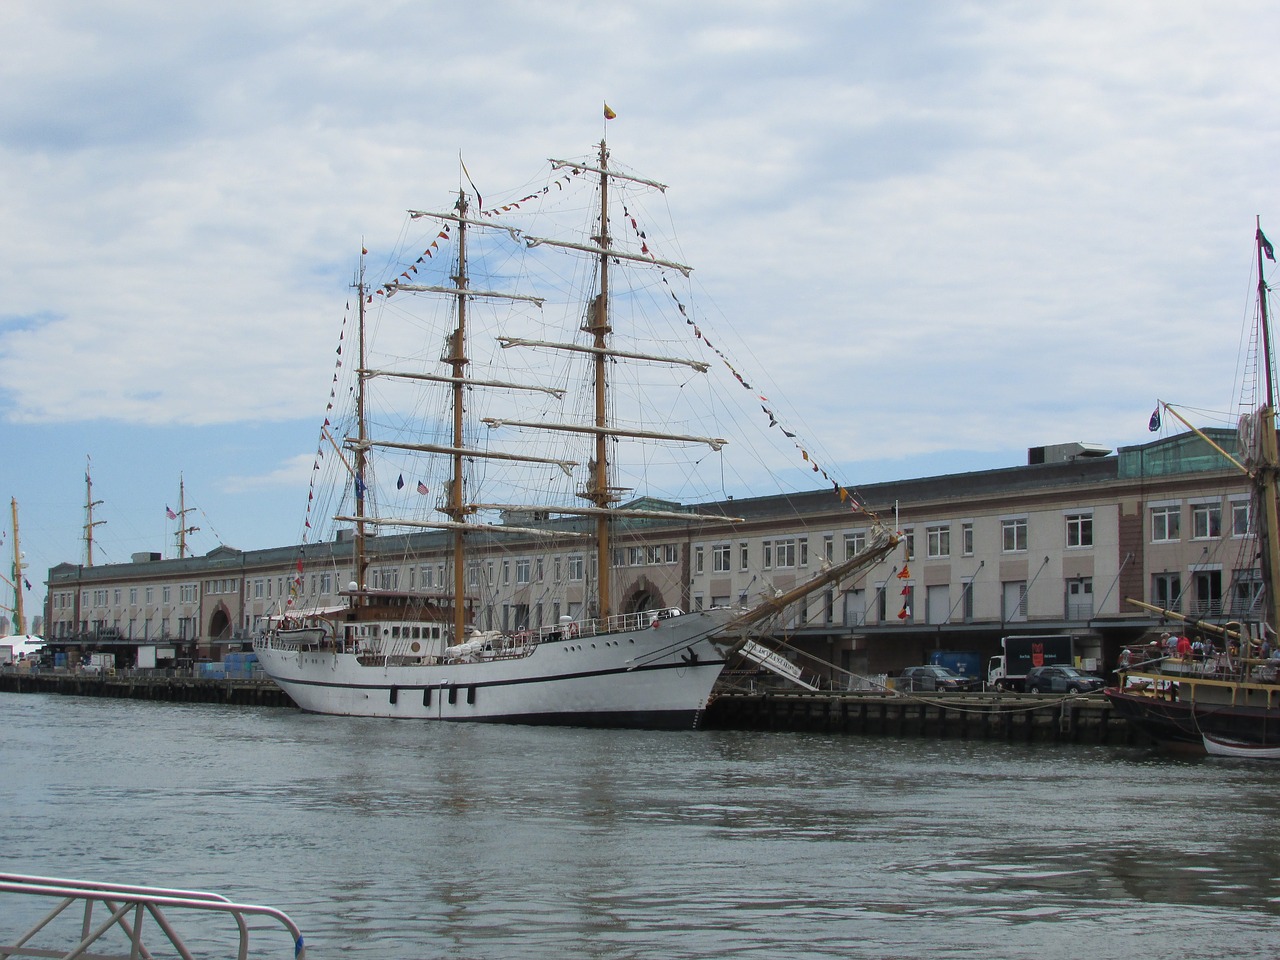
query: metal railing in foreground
[{"left": 0, "top": 872, "right": 305, "bottom": 960}]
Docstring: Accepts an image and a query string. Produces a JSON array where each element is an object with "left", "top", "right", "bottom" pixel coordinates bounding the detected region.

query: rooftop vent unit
[{"left": 1028, "top": 442, "right": 1112, "bottom": 465}]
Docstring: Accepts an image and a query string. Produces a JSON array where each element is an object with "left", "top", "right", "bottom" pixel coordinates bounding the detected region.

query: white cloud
[{"left": 2, "top": 0, "right": 1278, "bottom": 588}]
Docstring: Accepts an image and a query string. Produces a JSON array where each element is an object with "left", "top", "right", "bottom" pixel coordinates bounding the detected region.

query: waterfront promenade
[{"left": 0, "top": 667, "right": 1142, "bottom": 744}]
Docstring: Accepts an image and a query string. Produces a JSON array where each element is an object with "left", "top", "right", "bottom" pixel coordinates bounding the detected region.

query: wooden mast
[
  {"left": 587, "top": 139, "right": 614, "bottom": 619},
  {"left": 175, "top": 475, "right": 199, "bottom": 559},
  {"left": 1254, "top": 217, "right": 1280, "bottom": 634},
  {"left": 353, "top": 253, "right": 370, "bottom": 603},
  {"left": 9, "top": 498, "right": 25, "bottom": 633},
  {"left": 82, "top": 456, "right": 105, "bottom": 566},
  {"left": 448, "top": 191, "right": 470, "bottom": 642}
]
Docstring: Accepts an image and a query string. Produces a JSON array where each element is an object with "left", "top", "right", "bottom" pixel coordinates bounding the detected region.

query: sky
[{"left": 2, "top": 0, "right": 1278, "bottom": 631}]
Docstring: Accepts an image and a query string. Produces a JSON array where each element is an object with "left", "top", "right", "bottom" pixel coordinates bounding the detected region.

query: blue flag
[{"left": 1148, "top": 406, "right": 1161, "bottom": 432}]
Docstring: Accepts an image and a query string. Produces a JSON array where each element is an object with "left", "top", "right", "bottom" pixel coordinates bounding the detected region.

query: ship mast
[
  {"left": 446, "top": 192, "right": 470, "bottom": 643},
  {"left": 586, "top": 140, "right": 615, "bottom": 618},
  {"left": 9, "top": 498, "right": 25, "bottom": 633},
  {"left": 83, "top": 456, "right": 105, "bottom": 566},
  {"left": 1254, "top": 217, "right": 1280, "bottom": 634},
  {"left": 353, "top": 254, "right": 370, "bottom": 604},
  {"left": 174, "top": 475, "right": 200, "bottom": 559}
]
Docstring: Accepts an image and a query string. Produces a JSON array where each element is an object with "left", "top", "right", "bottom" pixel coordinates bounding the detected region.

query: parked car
[
  {"left": 896, "top": 665, "right": 980, "bottom": 692},
  {"left": 1024, "top": 665, "right": 1105, "bottom": 694}
]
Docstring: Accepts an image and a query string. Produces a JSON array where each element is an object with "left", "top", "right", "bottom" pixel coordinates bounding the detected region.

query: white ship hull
[{"left": 253, "top": 608, "right": 735, "bottom": 729}]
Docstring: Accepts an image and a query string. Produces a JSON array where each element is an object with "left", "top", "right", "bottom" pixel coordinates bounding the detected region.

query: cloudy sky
[{"left": 2, "top": 1, "right": 1277, "bottom": 625}]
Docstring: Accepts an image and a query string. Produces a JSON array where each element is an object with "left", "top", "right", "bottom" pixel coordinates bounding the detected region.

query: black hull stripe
[{"left": 294, "top": 708, "right": 704, "bottom": 730}]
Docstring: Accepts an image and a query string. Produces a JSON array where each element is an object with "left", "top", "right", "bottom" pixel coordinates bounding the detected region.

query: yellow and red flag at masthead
[{"left": 603, "top": 102, "right": 617, "bottom": 120}]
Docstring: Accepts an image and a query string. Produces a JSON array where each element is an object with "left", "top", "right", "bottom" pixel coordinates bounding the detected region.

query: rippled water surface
[{"left": 3, "top": 692, "right": 1278, "bottom": 958}]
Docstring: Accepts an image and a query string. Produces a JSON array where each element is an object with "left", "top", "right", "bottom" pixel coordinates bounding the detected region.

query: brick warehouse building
[{"left": 42, "top": 430, "right": 1255, "bottom": 682}]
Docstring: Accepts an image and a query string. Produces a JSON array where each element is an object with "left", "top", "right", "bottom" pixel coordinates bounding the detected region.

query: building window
[
  {"left": 713, "top": 544, "right": 731, "bottom": 573},
  {"left": 961, "top": 522, "right": 974, "bottom": 557},
  {"left": 903, "top": 529, "right": 915, "bottom": 560},
  {"left": 1192, "top": 570, "right": 1223, "bottom": 617},
  {"left": 1192, "top": 503, "right": 1222, "bottom": 540},
  {"left": 516, "top": 559, "right": 531, "bottom": 584},
  {"left": 961, "top": 579, "right": 974, "bottom": 622},
  {"left": 628, "top": 546, "right": 644, "bottom": 566},
  {"left": 845, "top": 532, "right": 867, "bottom": 559},
  {"left": 1001, "top": 518, "right": 1028, "bottom": 553},
  {"left": 774, "top": 539, "right": 797, "bottom": 568},
  {"left": 823, "top": 535, "right": 834, "bottom": 562},
  {"left": 694, "top": 546, "right": 705, "bottom": 575},
  {"left": 646, "top": 546, "right": 662, "bottom": 565},
  {"left": 1232, "top": 500, "right": 1252, "bottom": 537},
  {"left": 925, "top": 524, "right": 950, "bottom": 559},
  {"left": 568, "top": 555, "right": 584, "bottom": 581},
  {"left": 1152, "top": 573, "right": 1181, "bottom": 612},
  {"left": 1232, "top": 569, "right": 1263, "bottom": 617},
  {"left": 1151, "top": 504, "right": 1180, "bottom": 542},
  {"left": 1065, "top": 514, "right": 1093, "bottom": 548},
  {"left": 665, "top": 544, "right": 678, "bottom": 564},
  {"left": 739, "top": 542, "right": 749, "bottom": 571}
]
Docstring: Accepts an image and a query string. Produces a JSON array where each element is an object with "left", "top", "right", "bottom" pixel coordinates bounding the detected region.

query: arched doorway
[
  {"left": 621, "top": 576, "right": 664, "bottom": 614},
  {"left": 208, "top": 606, "right": 231, "bottom": 641}
]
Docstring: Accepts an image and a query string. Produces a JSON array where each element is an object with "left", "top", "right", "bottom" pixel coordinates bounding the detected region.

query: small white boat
[{"left": 1202, "top": 734, "right": 1280, "bottom": 760}]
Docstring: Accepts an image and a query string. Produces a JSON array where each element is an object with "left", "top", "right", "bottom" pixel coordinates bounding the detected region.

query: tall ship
[
  {"left": 254, "top": 134, "right": 896, "bottom": 727},
  {"left": 1105, "top": 221, "right": 1280, "bottom": 751}
]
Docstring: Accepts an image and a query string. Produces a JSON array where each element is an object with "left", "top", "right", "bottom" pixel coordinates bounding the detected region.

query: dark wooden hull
[{"left": 1105, "top": 687, "right": 1280, "bottom": 748}]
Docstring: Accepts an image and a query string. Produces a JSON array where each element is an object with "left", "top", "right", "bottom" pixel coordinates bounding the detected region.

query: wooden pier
[
  {"left": 0, "top": 670, "right": 296, "bottom": 708},
  {"left": 702, "top": 689, "right": 1143, "bottom": 745}
]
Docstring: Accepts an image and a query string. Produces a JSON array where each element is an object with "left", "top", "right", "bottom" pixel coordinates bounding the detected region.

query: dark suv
[
  {"left": 896, "top": 665, "right": 980, "bottom": 692},
  {"left": 1024, "top": 665, "right": 1104, "bottom": 694}
]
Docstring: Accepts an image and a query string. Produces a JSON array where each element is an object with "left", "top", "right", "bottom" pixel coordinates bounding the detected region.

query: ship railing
[
  {"left": 522, "top": 607, "right": 688, "bottom": 646},
  {"left": 0, "top": 872, "right": 305, "bottom": 959}
]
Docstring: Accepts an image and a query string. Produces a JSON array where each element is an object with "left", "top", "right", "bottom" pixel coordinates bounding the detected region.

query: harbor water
[{"left": 2, "top": 692, "right": 1278, "bottom": 959}]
